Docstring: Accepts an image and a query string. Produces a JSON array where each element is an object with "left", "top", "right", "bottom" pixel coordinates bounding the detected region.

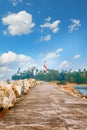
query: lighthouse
[{"left": 43, "top": 60, "right": 47, "bottom": 72}]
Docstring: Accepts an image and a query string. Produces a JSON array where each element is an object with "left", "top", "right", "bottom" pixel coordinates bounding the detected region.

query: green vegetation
[{"left": 11, "top": 68, "right": 87, "bottom": 84}]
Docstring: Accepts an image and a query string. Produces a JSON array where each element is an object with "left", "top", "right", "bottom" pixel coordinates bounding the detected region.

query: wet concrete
[{"left": 0, "top": 82, "right": 87, "bottom": 130}]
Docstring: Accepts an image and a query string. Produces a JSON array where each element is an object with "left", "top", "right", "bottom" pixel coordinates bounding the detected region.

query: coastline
[
  {"left": 59, "top": 83, "right": 87, "bottom": 99},
  {"left": 75, "top": 84, "right": 87, "bottom": 87},
  {"left": 50, "top": 82, "right": 87, "bottom": 99}
]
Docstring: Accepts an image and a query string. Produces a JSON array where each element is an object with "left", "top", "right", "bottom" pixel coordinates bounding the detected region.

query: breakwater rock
[
  {"left": 57, "top": 84, "right": 87, "bottom": 99},
  {"left": 0, "top": 79, "right": 40, "bottom": 115}
]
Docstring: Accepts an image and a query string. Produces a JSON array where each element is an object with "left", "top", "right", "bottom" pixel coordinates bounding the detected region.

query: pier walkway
[{"left": 0, "top": 82, "right": 87, "bottom": 130}]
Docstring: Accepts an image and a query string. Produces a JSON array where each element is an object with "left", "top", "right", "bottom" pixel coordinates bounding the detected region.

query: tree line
[{"left": 11, "top": 68, "right": 87, "bottom": 84}]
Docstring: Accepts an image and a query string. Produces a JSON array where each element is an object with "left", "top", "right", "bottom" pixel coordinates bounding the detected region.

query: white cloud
[
  {"left": 40, "top": 34, "right": 51, "bottom": 42},
  {"left": 45, "top": 16, "right": 51, "bottom": 22},
  {"left": 2, "top": 11, "right": 35, "bottom": 36},
  {"left": 73, "top": 54, "right": 80, "bottom": 59},
  {"left": 56, "top": 48, "right": 63, "bottom": 53},
  {"left": 0, "top": 51, "right": 37, "bottom": 80},
  {"left": 11, "top": 0, "right": 23, "bottom": 7},
  {"left": 40, "top": 19, "right": 61, "bottom": 33},
  {"left": 12, "top": 1, "right": 18, "bottom": 7},
  {"left": 68, "top": 19, "right": 81, "bottom": 32},
  {"left": 45, "top": 48, "right": 63, "bottom": 60},
  {"left": 58, "top": 60, "right": 71, "bottom": 69},
  {"left": 0, "top": 51, "right": 17, "bottom": 65},
  {"left": 0, "top": 66, "right": 15, "bottom": 81},
  {"left": 0, "top": 51, "right": 34, "bottom": 66}
]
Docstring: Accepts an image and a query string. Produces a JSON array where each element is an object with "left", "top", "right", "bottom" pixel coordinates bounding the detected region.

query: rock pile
[
  {"left": 57, "top": 84, "right": 87, "bottom": 99},
  {"left": 0, "top": 79, "right": 39, "bottom": 112}
]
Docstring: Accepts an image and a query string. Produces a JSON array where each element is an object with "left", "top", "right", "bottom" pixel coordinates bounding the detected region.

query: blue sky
[{"left": 0, "top": 0, "right": 87, "bottom": 80}]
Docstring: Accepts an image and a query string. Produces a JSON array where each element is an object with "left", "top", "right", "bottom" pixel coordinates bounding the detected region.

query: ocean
[{"left": 74, "top": 86, "right": 87, "bottom": 95}]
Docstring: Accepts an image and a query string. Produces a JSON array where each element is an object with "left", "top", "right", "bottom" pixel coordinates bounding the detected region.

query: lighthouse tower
[{"left": 43, "top": 60, "right": 47, "bottom": 72}]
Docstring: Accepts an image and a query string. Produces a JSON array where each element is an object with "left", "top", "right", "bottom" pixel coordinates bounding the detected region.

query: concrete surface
[{"left": 0, "top": 82, "right": 87, "bottom": 130}]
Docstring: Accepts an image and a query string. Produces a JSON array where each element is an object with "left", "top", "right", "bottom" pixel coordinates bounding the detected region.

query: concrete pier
[{"left": 0, "top": 82, "right": 87, "bottom": 130}]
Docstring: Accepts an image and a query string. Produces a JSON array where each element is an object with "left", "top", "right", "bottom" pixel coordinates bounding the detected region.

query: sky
[{"left": 0, "top": 0, "right": 87, "bottom": 80}]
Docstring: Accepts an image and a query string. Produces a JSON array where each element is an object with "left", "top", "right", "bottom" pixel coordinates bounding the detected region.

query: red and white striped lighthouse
[{"left": 43, "top": 60, "right": 47, "bottom": 72}]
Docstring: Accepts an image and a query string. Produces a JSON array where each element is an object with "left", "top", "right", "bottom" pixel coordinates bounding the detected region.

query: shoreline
[
  {"left": 59, "top": 83, "right": 87, "bottom": 99},
  {"left": 50, "top": 82, "right": 87, "bottom": 99},
  {"left": 75, "top": 84, "right": 87, "bottom": 87}
]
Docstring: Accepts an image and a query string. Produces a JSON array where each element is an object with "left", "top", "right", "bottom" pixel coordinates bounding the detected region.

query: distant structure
[{"left": 43, "top": 60, "right": 47, "bottom": 73}]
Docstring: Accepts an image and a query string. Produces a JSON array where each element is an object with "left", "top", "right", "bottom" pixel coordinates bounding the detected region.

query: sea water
[{"left": 74, "top": 86, "right": 87, "bottom": 95}]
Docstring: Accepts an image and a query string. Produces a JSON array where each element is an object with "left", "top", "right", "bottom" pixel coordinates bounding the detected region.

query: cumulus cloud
[
  {"left": 73, "top": 54, "right": 80, "bottom": 59},
  {"left": 68, "top": 18, "right": 81, "bottom": 32},
  {"left": 40, "top": 18, "right": 61, "bottom": 33},
  {"left": 40, "top": 34, "right": 51, "bottom": 42},
  {"left": 58, "top": 60, "right": 71, "bottom": 69},
  {"left": 0, "top": 51, "right": 34, "bottom": 67},
  {"left": 0, "top": 51, "right": 17, "bottom": 65},
  {"left": 2, "top": 11, "right": 35, "bottom": 36},
  {"left": 45, "top": 48, "right": 63, "bottom": 60},
  {"left": 0, "top": 51, "right": 37, "bottom": 80}
]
